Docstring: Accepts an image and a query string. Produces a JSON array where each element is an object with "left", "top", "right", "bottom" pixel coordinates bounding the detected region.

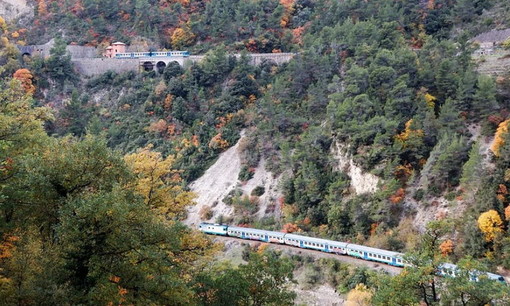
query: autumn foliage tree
[
  {"left": 13, "top": 69, "right": 35, "bottom": 95},
  {"left": 477, "top": 210, "right": 504, "bottom": 242},
  {"left": 491, "top": 119, "right": 510, "bottom": 157},
  {"left": 124, "top": 146, "right": 194, "bottom": 219}
]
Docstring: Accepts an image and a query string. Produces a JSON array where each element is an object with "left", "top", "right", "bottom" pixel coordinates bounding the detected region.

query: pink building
[{"left": 103, "top": 42, "right": 127, "bottom": 58}]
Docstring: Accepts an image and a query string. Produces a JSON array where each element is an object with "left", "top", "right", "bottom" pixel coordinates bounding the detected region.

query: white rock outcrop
[{"left": 331, "top": 141, "right": 379, "bottom": 195}]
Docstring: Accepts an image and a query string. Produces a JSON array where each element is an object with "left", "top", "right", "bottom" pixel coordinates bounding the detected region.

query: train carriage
[
  {"left": 227, "top": 226, "right": 284, "bottom": 243},
  {"left": 328, "top": 240, "right": 349, "bottom": 255},
  {"left": 284, "top": 234, "right": 333, "bottom": 252},
  {"left": 345, "top": 243, "right": 405, "bottom": 267},
  {"left": 114, "top": 51, "right": 190, "bottom": 59}
]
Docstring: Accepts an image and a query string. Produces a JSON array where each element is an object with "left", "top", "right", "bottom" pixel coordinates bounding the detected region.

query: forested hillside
[{"left": 2, "top": 0, "right": 510, "bottom": 304}]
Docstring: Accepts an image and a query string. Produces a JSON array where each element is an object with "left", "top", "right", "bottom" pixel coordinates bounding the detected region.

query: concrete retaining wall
[{"left": 72, "top": 58, "right": 139, "bottom": 77}]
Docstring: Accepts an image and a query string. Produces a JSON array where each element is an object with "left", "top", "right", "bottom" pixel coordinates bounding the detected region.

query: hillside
[{"left": 2, "top": 0, "right": 510, "bottom": 304}]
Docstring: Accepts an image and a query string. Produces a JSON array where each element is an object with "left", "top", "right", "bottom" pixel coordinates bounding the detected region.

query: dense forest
[{"left": 2, "top": 0, "right": 510, "bottom": 304}]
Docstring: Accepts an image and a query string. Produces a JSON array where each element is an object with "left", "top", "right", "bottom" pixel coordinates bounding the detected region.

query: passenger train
[
  {"left": 198, "top": 223, "right": 506, "bottom": 283},
  {"left": 114, "top": 51, "right": 190, "bottom": 59}
]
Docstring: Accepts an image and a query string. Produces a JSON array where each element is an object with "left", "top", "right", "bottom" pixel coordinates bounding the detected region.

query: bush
[
  {"left": 239, "top": 165, "right": 254, "bottom": 181},
  {"left": 199, "top": 205, "right": 213, "bottom": 220},
  {"left": 251, "top": 186, "right": 265, "bottom": 196},
  {"left": 413, "top": 189, "right": 425, "bottom": 201}
]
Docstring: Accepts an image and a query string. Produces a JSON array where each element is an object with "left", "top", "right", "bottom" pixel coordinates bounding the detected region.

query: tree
[
  {"left": 473, "top": 75, "right": 498, "bottom": 119},
  {"left": 346, "top": 283, "right": 373, "bottom": 306},
  {"left": 440, "top": 257, "right": 510, "bottom": 305},
  {"left": 124, "top": 146, "right": 194, "bottom": 219},
  {"left": 12, "top": 69, "right": 35, "bottom": 95},
  {"left": 491, "top": 120, "right": 510, "bottom": 157},
  {"left": 45, "top": 36, "right": 77, "bottom": 87},
  {"left": 477, "top": 210, "right": 503, "bottom": 242}
]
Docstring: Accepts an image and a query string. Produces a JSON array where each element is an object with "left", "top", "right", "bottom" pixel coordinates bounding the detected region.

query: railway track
[{"left": 212, "top": 235, "right": 403, "bottom": 276}]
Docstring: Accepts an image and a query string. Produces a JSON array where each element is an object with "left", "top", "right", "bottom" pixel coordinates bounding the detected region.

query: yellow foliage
[
  {"left": 477, "top": 210, "right": 504, "bottom": 242},
  {"left": 395, "top": 119, "right": 424, "bottom": 146},
  {"left": 424, "top": 93, "right": 437, "bottom": 109},
  {"left": 490, "top": 119, "right": 510, "bottom": 157},
  {"left": 124, "top": 146, "right": 195, "bottom": 218},
  {"left": 346, "top": 283, "right": 373, "bottom": 306},
  {"left": 171, "top": 27, "right": 195, "bottom": 49}
]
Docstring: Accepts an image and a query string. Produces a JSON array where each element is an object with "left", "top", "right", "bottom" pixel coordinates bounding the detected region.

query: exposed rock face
[
  {"left": 184, "top": 132, "right": 282, "bottom": 226},
  {"left": 331, "top": 141, "right": 379, "bottom": 195},
  {"left": 0, "top": 0, "right": 31, "bottom": 21},
  {"left": 184, "top": 135, "right": 242, "bottom": 226}
]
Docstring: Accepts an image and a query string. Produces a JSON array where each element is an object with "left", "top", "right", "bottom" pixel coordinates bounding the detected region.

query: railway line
[{"left": 212, "top": 235, "right": 403, "bottom": 275}]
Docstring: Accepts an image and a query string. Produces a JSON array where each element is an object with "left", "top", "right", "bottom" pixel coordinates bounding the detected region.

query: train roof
[
  {"left": 284, "top": 233, "right": 347, "bottom": 247},
  {"left": 199, "top": 222, "right": 227, "bottom": 227},
  {"left": 227, "top": 226, "right": 285, "bottom": 237},
  {"left": 346, "top": 243, "right": 404, "bottom": 258}
]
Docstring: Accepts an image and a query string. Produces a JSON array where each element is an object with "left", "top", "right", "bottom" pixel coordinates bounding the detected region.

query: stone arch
[
  {"left": 156, "top": 61, "right": 167, "bottom": 74},
  {"left": 142, "top": 61, "right": 154, "bottom": 71}
]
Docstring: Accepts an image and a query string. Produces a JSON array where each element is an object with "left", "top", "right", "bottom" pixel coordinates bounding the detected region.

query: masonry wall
[{"left": 72, "top": 58, "right": 139, "bottom": 77}]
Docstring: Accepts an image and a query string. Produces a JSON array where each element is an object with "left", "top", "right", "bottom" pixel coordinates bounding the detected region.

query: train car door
[
  {"left": 299, "top": 240, "right": 304, "bottom": 248},
  {"left": 363, "top": 252, "right": 368, "bottom": 260},
  {"left": 324, "top": 244, "right": 329, "bottom": 252},
  {"left": 391, "top": 257, "right": 396, "bottom": 265},
  {"left": 264, "top": 234, "right": 268, "bottom": 242},
  {"left": 241, "top": 231, "right": 246, "bottom": 239}
]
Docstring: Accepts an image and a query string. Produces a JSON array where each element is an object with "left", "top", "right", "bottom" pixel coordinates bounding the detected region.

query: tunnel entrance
[
  {"left": 142, "top": 61, "right": 154, "bottom": 71},
  {"left": 156, "top": 61, "right": 166, "bottom": 74}
]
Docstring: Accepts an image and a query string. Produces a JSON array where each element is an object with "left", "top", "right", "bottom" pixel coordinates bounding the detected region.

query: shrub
[
  {"left": 251, "top": 186, "right": 265, "bottom": 196},
  {"left": 199, "top": 205, "right": 213, "bottom": 220}
]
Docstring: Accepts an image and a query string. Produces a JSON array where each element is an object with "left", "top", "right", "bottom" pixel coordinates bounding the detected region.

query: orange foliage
[
  {"left": 37, "top": 0, "right": 48, "bottom": 16},
  {"left": 389, "top": 188, "right": 405, "bottom": 204},
  {"left": 0, "top": 234, "right": 18, "bottom": 259},
  {"left": 208, "top": 133, "right": 229, "bottom": 150},
  {"left": 13, "top": 68, "right": 35, "bottom": 95},
  {"left": 302, "top": 217, "right": 311, "bottom": 226},
  {"left": 491, "top": 119, "right": 510, "bottom": 157},
  {"left": 279, "top": 0, "right": 295, "bottom": 28},
  {"left": 394, "top": 163, "right": 413, "bottom": 182},
  {"left": 292, "top": 26, "right": 305, "bottom": 45},
  {"left": 148, "top": 119, "right": 168, "bottom": 134},
  {"left": 505, "top": 205, "right": 510, "bottom": 221},
  {"left": 164, "top": 94, "right": 173, "bottom": 110},
  {"left": 167, "top": 123, "right": 176, "bottom": 136},
  {"left": 215, "top": 114, "right": 234, "bottom": 129},
  {"left": 191, "top": 135, "right": 200, "bottom": 147},
  {"left": 497, "top": 184, "right": 508, "bottom": 204},
  {"left": 439, "top": 239, "right": 454, "bottom": 256},
  {"left": 369, "top": 223, "right": 379, "bottom": 236},
  {"left": 282, "top": 223, "right": 299, "bottom": 233}
]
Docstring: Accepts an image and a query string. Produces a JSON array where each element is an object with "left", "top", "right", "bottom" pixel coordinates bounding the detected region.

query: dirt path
[{"left": 212, "top": 235, "right": 403, "bottom": 276}]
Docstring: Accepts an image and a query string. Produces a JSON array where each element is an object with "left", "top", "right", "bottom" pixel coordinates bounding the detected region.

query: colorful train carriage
[
  {"left": 227, "top": 226, "right": 284, "bottom": 243},
  {"left": 345, "top": 244, "right": 405, "bottom": 267},
  {"left": 328, "top": 240, "right": 348, "bottom": 255},
  {"left": 284, "top": 234, "right": 332, "bottom": 252},
  {"left": 198, "top": 223, "right": 228, "bottom": 235}
]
